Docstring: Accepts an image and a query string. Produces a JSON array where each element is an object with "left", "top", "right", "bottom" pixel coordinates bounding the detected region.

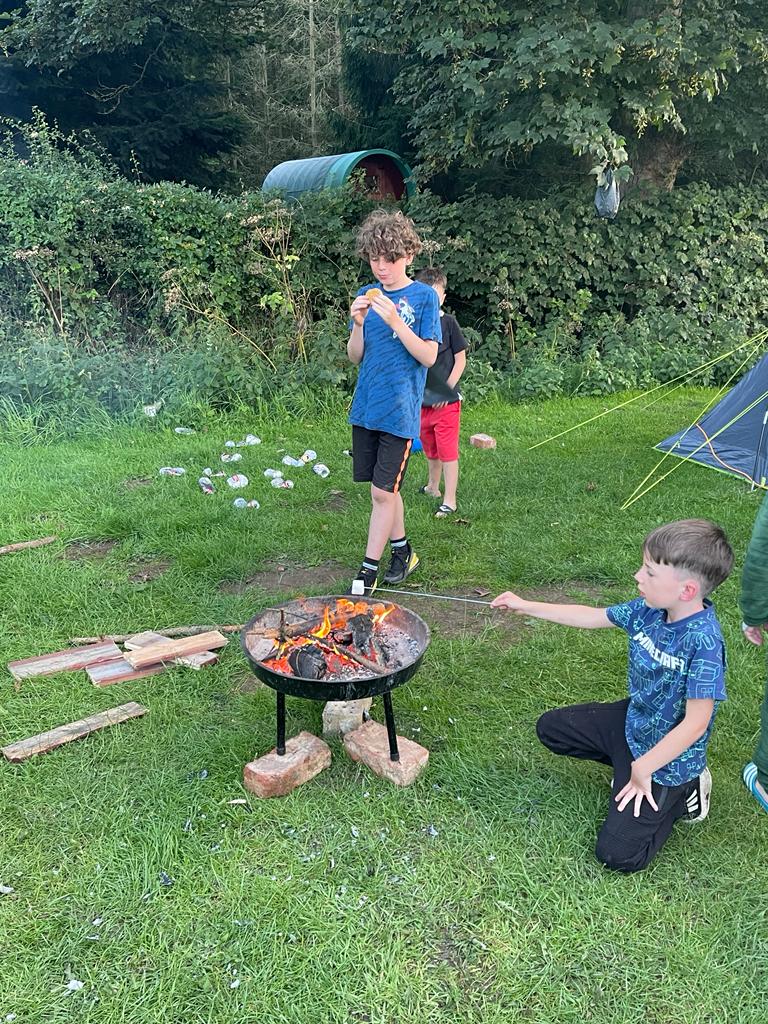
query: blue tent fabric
[{"left": 657, "top": 356, "right": 768, "bottom": 488}]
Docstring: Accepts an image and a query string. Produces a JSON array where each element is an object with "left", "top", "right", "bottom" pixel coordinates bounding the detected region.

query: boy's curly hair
[{"left": 356, "top": 210, "right": 423, "bottom": 262}]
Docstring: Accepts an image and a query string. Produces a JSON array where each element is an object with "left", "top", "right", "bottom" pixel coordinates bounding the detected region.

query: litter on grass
[
  {"left": 233, "top": 498, "right": 260, "bottom": 509},
  {"left": 174, "top": 427, "right": 195, "bottom": 435},
  {"left": 221, "top": 452, "right": 242, "bottom": 463},
  {"left": 227, "top": 474, "right": 249, "bottom": 488},
  {"left": 198, "top": 477, "right": 215, "bottom": 495},
  {"left": 270, "top": 477, "right": 294, "bottom": 489},
  {"left": 159, "top": 467, "right": 185, "bottom": 476}
]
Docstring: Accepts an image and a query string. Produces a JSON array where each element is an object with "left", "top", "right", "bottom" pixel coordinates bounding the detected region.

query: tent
[{"left": 657, "top": 354, "right": 768, "bottom": 489}]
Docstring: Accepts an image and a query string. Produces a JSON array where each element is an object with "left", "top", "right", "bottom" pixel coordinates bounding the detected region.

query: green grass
[{"left": 1, "top": 390, "right": 766, "bottom": 1024}]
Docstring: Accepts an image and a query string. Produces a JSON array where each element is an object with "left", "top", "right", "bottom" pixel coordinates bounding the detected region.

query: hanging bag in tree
[{"left": 595, "top": 168, "right": 620, "bottom": 219}]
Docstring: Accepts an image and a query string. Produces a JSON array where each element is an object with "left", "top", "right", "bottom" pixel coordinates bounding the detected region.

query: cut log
[
  {"left": 124, "top": 631, "right": 219, "bottom": 670},
  {"left": 8, "top": 640, "right": 122, "bottom": 682},
  {"left": 86, "top": 658, "right": 167, "bottom": 687},
  {"left": 0, "top": 535, "right": 58, "bottom": 556},
  {"left": 1, "top": 702, "right": 147, "bottom": 762},
  {"left": 123, "top": 631, "right": 228, "bottom": 669}
]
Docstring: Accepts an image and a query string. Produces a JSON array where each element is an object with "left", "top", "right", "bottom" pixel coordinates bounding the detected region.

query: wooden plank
[
  {"left": 1, "top": 702, "right": 147, "bottom": 762},
  {"left": 70, "top": 624, "right": 243, "bottom": 645},
  {"left": 124, "top": 631, "right": 228, "bottom": 669},
  {"left": 86, "top": 658, "right": 167, "bottom": 687},
  {"left": 0, "top": 535, "right": 58, "bottom": 556},
  {"left": 8, "top": 641, "right": 122, "bottom": 681},
  {"left": 124, "top": 631, "right": 218, "bottom": 670}
]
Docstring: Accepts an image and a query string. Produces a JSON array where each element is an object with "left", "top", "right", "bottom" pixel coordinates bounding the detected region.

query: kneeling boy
[{"left": 491, "top": 519, "right": 733, "bottom": 873}]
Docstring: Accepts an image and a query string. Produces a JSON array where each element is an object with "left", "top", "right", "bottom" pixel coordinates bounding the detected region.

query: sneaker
[
  {"left": 348, "top": 565, "right": 378, "bottom": 596},
  {"left": 743, "top": 762, "right": 768, "bottom": 813},
  {"left": 383, "top": 542, "right": 420, "bottom": 584},
  {"left": 682, "top": 766, "right": 712, "bottom": 823}
]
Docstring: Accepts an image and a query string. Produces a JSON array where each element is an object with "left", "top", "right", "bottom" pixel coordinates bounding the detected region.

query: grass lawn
[{"left": 0, "top": 390, "right": 766, "bottom": 1023}]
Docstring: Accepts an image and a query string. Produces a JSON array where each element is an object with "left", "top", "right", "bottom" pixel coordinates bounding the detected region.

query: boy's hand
[
  {"left": 490, "top": 591, "right": 528, "bottom": 613},
  {"left": 370, "top": 293, "right": 400, "bottom": 329},
  {"left": 615, "top": 762, "right": 658, "bottom": 817},
  {"left": 350, "top": 295, "right": 371, "bottom": 327}
]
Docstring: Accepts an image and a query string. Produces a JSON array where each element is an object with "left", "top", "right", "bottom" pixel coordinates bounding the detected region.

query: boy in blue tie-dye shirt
[
  {"left": 491, "top": 520, "right": 734, "bottom": 873},
  {"left": 347, "top": 210, "right": 441, "bottom": 595}
]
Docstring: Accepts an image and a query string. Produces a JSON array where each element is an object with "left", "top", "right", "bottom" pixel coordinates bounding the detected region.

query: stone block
[
  {"left": 343, "top": 720, "right": 429, "bottom": 787},
  {"left": 469, "top": 433, "right": 497, "bottom": 449},
  {"left": 322, "top": 698, "right": 372, "bottom": 738},
  {"left": 243, "top": 731, "right": 331, "bottom": 798}
]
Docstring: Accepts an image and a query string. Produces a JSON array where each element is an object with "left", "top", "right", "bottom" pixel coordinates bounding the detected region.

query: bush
[{"left": 3, "top": 116, "right": 768, "bottom": 416}]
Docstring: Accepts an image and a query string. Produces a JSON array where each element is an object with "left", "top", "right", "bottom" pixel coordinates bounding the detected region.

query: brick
[
  {"left": 469, "top": 433, "right": 497, "bottom": 449},
  {"left": 322, "top": 698, "right": 372, "bottom": 738},
  {"left": 343, "top": 720, "right": 429, "bottom": 787},
  {"left": 243, "top": 731, "right": 331, "bottom": 798}
]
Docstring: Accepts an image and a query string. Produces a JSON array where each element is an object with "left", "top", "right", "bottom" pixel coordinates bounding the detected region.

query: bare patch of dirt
[
  {"left": 231, "top": 670, "right": 265, "bottom": 694},
  {"left": 324, "top": 489, "right": 348, "bottom": 512},
  {"left": 219, "top": 559, "right": 348, "bottom": 597},
  {"left": 128, "top": 559, "right": 171, "bottom": 584},
  {"left": 64, "top": 539, "right": 120, "bottom": 560},
  {"left": 122, "top": 477, "right": 154, "bottom": 490}
]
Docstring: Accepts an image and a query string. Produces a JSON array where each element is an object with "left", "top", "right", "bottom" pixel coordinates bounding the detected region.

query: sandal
[
  {"left": 743, "top": 762, "right": 768, "bottom": 813},
  {"left": 419, "top": 485, "right": 440, "bottom": 498},
  {"left": 435, "top": 504, "right": 456, "bottom": 518}
]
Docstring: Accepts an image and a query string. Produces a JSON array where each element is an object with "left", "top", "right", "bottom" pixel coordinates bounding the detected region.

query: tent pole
[{"left": 750, "top": 408, "right": 768, "bottom": 492}]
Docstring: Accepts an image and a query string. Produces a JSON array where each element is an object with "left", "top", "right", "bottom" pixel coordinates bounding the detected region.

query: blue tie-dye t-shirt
[
  {"left": 606, "top": 597, "right": 726, "bottom": 786},
  {"left": 348, "top": 281, "right": 441, "bottom": 439}
]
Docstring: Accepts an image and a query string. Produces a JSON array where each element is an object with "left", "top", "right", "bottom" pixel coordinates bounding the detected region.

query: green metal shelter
[{"left": 262, "top": 149, "right": 415, "bottom": 201}]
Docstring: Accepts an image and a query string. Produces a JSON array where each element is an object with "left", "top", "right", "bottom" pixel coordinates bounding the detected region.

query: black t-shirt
[{"left": 422, "top": 312, "right": 468, "bottom": 407}]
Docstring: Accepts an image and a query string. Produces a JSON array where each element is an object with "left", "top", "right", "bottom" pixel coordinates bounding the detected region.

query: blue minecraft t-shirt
[
  {"left": 606, "top": 598, "right": 726, "bottom": 787},
  {"left": 348, "top": 280, "right": 440, "bottom": 440}
]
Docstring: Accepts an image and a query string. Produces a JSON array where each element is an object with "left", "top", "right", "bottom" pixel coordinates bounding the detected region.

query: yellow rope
[
  {"left": 527, "top": 334, "right": 764, "bottom": 451},
  {"left": 621, "top": 382, "right": 768, "bottom": 510},
  {"left": 621, "top": 339, "right": 763, "bottom": 507}
]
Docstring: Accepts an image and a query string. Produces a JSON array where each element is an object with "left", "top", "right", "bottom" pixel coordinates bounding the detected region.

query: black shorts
[{"left": 351, "top": 426, "right": 412, "bottom": 493}]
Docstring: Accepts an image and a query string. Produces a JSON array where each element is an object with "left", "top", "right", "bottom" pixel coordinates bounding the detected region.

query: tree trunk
[{"left": 630, "top": 129, "right": 689, "bottom": 192}]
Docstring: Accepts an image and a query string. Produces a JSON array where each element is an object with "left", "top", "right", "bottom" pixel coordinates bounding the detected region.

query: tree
[
  {"left": 0, "top": 1, "right": 249, "bottom": 185},
  {"left": 345, "top": 0, "right": 768, "bottom": 190}
]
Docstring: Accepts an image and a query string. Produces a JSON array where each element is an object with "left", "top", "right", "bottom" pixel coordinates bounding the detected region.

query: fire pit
[{"left": 241, "top": 596, "right": 430, "bottom": 761}]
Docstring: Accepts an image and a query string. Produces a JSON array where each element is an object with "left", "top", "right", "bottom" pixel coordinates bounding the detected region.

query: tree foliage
[
  {"left": 346, "top": 0, "right": 768, "bottom": 189},
  {"left": 0, "top": 1, "right": 249, "bottom": 184}
]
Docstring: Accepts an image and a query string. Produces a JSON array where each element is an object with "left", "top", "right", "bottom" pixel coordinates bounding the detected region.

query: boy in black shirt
[{"left": 416, "top": 268, "right": 468, "bottom": 517}]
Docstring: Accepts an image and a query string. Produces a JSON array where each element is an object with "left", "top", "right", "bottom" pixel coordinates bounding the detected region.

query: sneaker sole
[
  {"left": 682, "top": 767, "right": 711, "bottom": 823},
  {"left": 743, "top": 762, "right": 768, "bottom": 813}
]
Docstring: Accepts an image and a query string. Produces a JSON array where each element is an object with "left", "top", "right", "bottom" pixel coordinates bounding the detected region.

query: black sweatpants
[{"left": 536, "top": 699, "right": 695, "bottom": 873}]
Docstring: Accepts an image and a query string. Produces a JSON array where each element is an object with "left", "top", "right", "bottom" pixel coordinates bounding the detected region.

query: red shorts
[{"left": 420, "top": 401, "right": 461, "bottom": 462}]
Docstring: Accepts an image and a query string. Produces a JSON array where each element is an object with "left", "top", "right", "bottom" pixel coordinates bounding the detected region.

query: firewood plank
[
  {"left": 86, "top": 659, "right": 167, "bottom": 687},
  {"left": 123, "top": 631, "right": 227, "bottom": 669},
  {"left": 124, "top": 631, "right": 218, "bottom": 670},
  {"left": 8, "top": 641, "right": 122, "bottom": 681},
  {"left": 1, "top": 702, "right": 147, "bottom": 762}
]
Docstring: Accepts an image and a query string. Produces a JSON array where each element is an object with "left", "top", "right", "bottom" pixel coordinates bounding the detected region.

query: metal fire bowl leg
[{"left": 382, "top": 690, "right": 400, "bottom": 761}]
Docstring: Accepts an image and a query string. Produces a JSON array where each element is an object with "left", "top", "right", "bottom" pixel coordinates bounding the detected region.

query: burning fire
[{"left": 263, "top": 598, "right": 395, "bottom": 677}]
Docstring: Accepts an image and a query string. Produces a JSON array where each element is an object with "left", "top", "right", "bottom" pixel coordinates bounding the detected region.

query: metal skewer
[{"left": 371, "top": 586, "right": 493, "bottom": 606}]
